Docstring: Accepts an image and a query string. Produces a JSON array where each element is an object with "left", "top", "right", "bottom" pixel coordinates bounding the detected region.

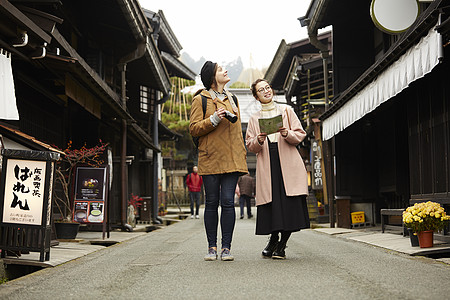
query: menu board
[{"left": 73, "top": 167, "right": 107, "bottom": 224}]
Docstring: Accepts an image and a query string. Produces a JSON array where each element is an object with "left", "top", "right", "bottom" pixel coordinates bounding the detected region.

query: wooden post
[
  {"left": 168, "top": 78, "right": 174, "bottom": 115},
  {"left": 323, "top": 138, "right": 335, "bottom": 227},
  {"left": 178, "top": 77, "right": 182, "bottom": 121},
  {"left": 182, "top": 79, "right": 188, "bottom": 121}
]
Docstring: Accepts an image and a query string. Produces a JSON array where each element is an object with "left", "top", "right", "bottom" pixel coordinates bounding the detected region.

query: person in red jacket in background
[{"left": 186, "top": 166, "right": 203, "bottom": 219}]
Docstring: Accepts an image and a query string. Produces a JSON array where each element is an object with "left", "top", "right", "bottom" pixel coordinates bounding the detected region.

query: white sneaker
[
  {"left": 191, "top": 215, "right": 194, "bottom": 219},
  {"left": 195, "top": 215, "right": 200, "bottom": 219}
]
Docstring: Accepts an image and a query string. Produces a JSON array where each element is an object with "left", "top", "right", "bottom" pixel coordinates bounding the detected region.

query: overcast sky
[{"left": 139, "top": 0, "right": 310, "bottom": 70}]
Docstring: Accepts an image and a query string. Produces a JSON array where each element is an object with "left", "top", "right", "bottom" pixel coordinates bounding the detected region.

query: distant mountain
[
  {"left": 181, "top": 53, "right": 243, "bottom": 85},
  {"left": 181, "top": 53, "right": 205, "bottom": 75},
  {"left": 225, "top": 57, "right": 244, "bottom": 85}
]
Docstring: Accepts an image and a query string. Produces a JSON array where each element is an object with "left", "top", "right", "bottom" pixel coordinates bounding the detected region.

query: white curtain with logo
[
  {"left": 322, "top": 24, "right": 441, "bottom": 141},
  {"left": 0, "top": 50, "right": 19, "bottom": 120}
]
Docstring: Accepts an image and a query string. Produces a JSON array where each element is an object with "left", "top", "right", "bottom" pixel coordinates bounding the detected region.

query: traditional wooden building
[
  {"left": 0, "top": 0, "right": 194, "bottom": 228},
  {"left": 301, "top": 0, "right": 450, "bottom": 228}
]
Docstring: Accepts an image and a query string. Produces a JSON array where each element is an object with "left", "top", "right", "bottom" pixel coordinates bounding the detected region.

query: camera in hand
[{"left": 224, "top": 110, "right": 238, "bottom": 123}]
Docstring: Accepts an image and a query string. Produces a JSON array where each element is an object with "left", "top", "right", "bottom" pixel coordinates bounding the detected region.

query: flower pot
[
  {"left": 407, "top": 228, "right": 419, "bottom": 247},
  {"left": 55, "top": 222, "right": 80, "bottom": 239},
  {"left": 417, "top": 230, "right": 434, "bottom": 248}
]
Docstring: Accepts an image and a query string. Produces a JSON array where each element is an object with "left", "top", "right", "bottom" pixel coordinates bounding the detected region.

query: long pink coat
[{"left": 246, "top": 106, "right": 308, "bottom": 206}]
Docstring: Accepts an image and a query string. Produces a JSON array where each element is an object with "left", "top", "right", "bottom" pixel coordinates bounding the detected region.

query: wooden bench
[{"left": 380, "top": 209, "right": 406, "bottom": 236}]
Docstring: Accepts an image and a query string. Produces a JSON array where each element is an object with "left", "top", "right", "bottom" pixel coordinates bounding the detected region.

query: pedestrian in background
[
  {"left": 186, "top": 166, "right": 203, "bottom": 219},
  {"left": 236, "top": 173, "right": 255, "bottom": 219},
  {"left": 189, "top": 61, "right": 248, "bottom": 261},
  {"left": 246, "top": 78, "right": 310, "bottom": 260}
]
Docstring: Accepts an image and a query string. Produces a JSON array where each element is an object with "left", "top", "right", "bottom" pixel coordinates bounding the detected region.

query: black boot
[
  {"left": 262, "top": 233, "right": 279, "bottom": 258},
  {"left": 272, "top": 231, "right": 291, "bottom": 259},
  {"left": 272, "top": 241, "right": 286, "bottom": 259}
]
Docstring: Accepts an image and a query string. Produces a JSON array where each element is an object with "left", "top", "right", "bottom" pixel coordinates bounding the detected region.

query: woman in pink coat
[{"left": 246, "top": 79, "right": 310, "bottom": 259}]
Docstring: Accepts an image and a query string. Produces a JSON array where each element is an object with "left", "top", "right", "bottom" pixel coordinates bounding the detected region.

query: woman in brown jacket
[
  {"left": 246, "top": 78, "right": 310, "bottom": 259},
  {"left": 189, "top": 61, "right": 247, "bottom": 261}
]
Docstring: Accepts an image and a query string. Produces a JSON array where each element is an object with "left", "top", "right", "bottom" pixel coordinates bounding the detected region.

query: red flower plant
[{"left": 129, "top": 194, "right": 143, "bottom": 214}]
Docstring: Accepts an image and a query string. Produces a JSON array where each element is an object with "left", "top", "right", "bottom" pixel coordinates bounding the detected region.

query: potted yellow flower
[{"left": 403, "top": 201, "right": 450, "bottom": 248}]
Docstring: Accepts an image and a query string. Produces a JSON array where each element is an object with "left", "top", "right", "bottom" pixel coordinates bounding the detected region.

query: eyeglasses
[{"left": 257, "top": 85, "right": 272, "bottom": 93}]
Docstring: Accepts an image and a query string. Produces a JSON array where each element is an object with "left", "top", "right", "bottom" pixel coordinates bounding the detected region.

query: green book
[{"left": 258, "top": 114, "right": 283, "bottom": 135}]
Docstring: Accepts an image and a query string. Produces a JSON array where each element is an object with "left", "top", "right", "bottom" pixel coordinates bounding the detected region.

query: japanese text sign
[
  {"left": 2, "top": 159, "right": 46, "bottom": 225},
  {"left": 311, "top": 140, "right": 323, "bottom": 190}
]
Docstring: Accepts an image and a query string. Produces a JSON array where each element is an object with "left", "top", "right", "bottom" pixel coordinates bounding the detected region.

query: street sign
[{"left": 370, "top": 0, "right": 420, "bottom": 34}]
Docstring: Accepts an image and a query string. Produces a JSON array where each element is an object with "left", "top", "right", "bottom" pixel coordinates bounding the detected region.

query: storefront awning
[{"left": 322, "top": 24, "right": 441, "bottom": 140}]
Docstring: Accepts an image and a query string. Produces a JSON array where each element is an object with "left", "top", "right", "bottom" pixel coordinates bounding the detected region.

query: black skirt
[{"left": 256, "top": 140, "right": 310, "bottom": 235}]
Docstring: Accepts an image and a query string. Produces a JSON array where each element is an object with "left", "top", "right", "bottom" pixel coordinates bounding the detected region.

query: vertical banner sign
[
  {"left": 311, "top": 140, "right": 323, "bottom": 190},
  {"left": 2, "top": 159, "right": 47, "bottom": 225},
  {"left": 73, "top": 167, "right": 107, "bottom": 224}
]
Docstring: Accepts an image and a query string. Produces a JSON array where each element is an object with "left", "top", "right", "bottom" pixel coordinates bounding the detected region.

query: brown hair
[
  {"left": 210, "top": 64, "right": 219, "bottom": 89},
  {"left": 251, "top": 78, "right": 270, "bottom": 99}
]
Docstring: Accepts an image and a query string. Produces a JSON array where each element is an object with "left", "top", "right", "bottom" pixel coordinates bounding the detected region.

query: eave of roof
[
  {"left": 161, "top": 51, "right": 196, "bottom": 80},
  {"left": 117, "top": 0, "right": 151, "bottom": 42},
  {"left": 265, "top": 40, "right": 289, "bottom": 84},
  {"left": 157, "top": 10, "right": 182, "bottom": 55},
  {"left": 0, "top": 123, "right": 64, "bottom": 155},
  {"left": 266, "top": 32, "right": 331, "bottom": 92},
  {"left": 129, "top": 123, "right": 160, "bottom": 151},
  {"left": 303, "top": 0, "right": 331, "bottom": 33},
  {"left": 158, "top": 121, "right": 182, "bottom": 141},
  {"left": 0, "top": 0, "right": 52, "bottom": 44},
  {"left": 144, "top": 37, "right": 171, "bottom": 94},
  {"left": 118, "top": 1, "right": 171, "bottom": 95}
]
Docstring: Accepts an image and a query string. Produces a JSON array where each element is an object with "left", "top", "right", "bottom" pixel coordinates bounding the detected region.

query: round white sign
[{"left": 370, "top": 0, "right": 420, "bottom": 34}]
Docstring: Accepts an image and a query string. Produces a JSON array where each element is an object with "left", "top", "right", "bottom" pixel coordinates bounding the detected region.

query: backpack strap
[
  {"left": 200, "top": 94, "right": 207, "bottom": 119},
  {"left": 192, "top": 93, "right": 208, "bottom": 149},
  {"left": 232, "top": 94, "right": 238, "bottom": 108}
]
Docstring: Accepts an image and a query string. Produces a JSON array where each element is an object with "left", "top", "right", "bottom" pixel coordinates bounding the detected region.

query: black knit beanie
[{"left": 200, "top": 61, "right": 217, "bottom": 90}]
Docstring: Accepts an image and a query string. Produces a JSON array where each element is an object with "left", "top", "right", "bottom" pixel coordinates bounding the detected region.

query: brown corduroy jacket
[{"left": 189, "top": 89, "right": 248, "bottom": 176}]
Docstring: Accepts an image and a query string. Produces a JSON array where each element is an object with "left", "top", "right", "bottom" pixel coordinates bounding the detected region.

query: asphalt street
[{"left": 1, "top": 211, "right": 450, "bottom": 299}]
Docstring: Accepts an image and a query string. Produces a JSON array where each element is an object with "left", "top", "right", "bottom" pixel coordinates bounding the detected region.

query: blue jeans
[
  {"left": 189, "top": 191, "right": 200, "bottom": 215},
  {"left": 239, "top": 195, "right": 252, "bottom": 217},
  {"left": 203, "top": 172, "right": 240, "bottom": 249}
]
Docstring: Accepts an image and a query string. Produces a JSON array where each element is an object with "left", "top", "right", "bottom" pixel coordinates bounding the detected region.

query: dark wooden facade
[
  {"left": 406, "top": 61, "right": 450, "bottom": 205},
  {"left": 303, "top": 0, "right": 450, "bottom": 224},
  {"left": 0, "top": 0, "right": 194, "bottom": 227}
]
